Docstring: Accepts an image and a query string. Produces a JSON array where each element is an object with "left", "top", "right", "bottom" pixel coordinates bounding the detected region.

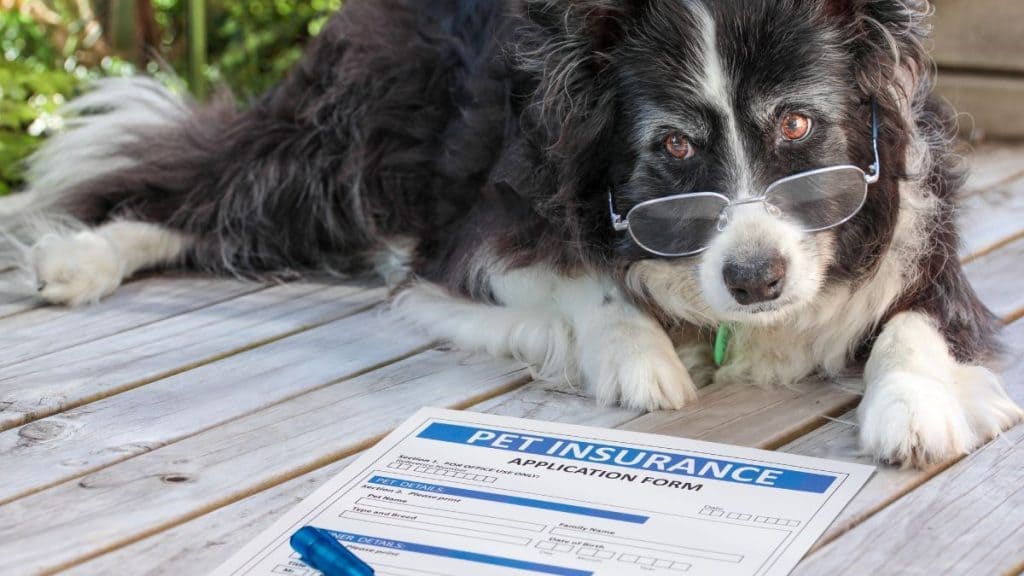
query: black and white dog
[{"left": 1, "top": 0, "right": 1020, "bottom": 467}]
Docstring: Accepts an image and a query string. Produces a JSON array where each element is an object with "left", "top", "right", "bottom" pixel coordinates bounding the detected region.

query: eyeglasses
[{"left": 610, "top": 100, "right": 881, "bottom": 258}]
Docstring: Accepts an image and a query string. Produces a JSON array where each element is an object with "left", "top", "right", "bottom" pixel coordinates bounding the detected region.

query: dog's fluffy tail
[
  {"left": 0, "top": 77, "right": 189, "bottom": 278},
  {"left": 25, "top": 77, "right": 189, "bottom": 209}
]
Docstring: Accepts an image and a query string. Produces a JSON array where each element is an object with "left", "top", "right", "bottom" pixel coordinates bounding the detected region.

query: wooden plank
[
  {"left": 65, "top": 382, "right": 633, "bottom": 575},
  {"left": 0, "top": 349, "right": 530, "bottom": 574},
  {"left": 783, "top": 319, "right": 1024, "bottom": 552},
  {"left": 0, "top": 271, "right": 38, "bottom": 319},
  {"left": 65, "top": 456, "right": 360, "bottom": 576},
  {"left": 936, "top": 73, "right": 1024, "bottom": 140},
  {"left": 793, "top": 408, "right": 1024, "bottom": 574},
  {"left": 61, "top": 374, "right": 856, "bottom": 574},
  {"left": 779, "top": 247, "right": 1024, "bottom": 550},
  {"left": 962, "top": 144, "right": 1024, "bottom": 195},
  {"left": 958, "top": 174, "right": 1024, "bottom": 261},
  {"left": 472, "top": 380, "right": 642, "bottom": 428},
  {"left": 963, "top": 236, "right": 1024, "bottom": 322},
  {"left": 0, "top": 304, "right": 426, "bottom": 505},
  {"left": 0, "top": 275, "right": 259, "bottom": 368},
  {"left": 932, "top": 0, "right": 1024, "bottom": 74},
  {"left": 0, "top": 282, "right": 385, "bottom": 431},
  {"left": 619, "top": 378, "right": 860, "bottom": 448}
]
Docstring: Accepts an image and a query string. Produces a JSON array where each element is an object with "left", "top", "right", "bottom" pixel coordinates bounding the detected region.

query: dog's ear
[
  {"left": 526, "top": 0, "right": 648, "bottom": 51},
  {"left": 818, "top": 0, "right": 932, "bottom": 110},
  {"left": 517, "top": 1, "right": 649, "bottom": 241}
]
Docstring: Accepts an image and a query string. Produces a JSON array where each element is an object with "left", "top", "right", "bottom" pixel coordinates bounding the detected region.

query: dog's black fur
[{"left": 38, "top": 0, "right": 999, "bottom": 362}]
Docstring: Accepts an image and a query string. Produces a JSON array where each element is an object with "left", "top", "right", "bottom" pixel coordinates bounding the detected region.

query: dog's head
[{"left": 524, "top": 0, "right": 931, "bottom": 326}]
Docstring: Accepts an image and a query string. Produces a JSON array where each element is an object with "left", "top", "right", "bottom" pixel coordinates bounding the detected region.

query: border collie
[{"left": 1, "top": 0, "right": 1021, "bottom": 468}]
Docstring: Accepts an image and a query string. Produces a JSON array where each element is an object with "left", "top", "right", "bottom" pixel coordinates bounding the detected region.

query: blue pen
[{"left": 290, "top": 526, "right": 375, "bottom": 576}]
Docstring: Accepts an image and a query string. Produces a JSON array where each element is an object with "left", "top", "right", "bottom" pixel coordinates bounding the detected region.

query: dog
[{"left": 1, "top": 0, "right": 1020, "bottom": 468}]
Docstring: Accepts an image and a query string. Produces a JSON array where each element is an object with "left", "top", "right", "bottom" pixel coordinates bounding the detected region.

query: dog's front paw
[
  {"left": 585, "top": 329, "right": 699, "bottom": 412},
  {"left": 32, "top": 231, "right": 124, "bottom": 306},
  {"left": 858, "top": 368, "right": 1022, "bottom": 468}
]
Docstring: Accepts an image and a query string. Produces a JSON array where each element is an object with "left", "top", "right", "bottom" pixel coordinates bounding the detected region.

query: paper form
[{"left": 213, "top": 408, "right": 874, "bottom": 576}]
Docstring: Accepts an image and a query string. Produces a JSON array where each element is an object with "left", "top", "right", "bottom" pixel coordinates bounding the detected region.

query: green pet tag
[{"left": 714, "top": 323, "right": 733, "bottom": 367}]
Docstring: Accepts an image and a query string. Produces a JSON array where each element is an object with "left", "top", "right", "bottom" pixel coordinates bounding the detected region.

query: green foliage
[
  {"left": 0, "top": 59, "right": 75, "bottom": 195},
  {"left": 0, "top": 10, "right": 80, "bottom": 196},
  {"left": 149, "top": 0, "right": 342, "bottom": 97},
  {"left": 208, "top": 0, "right": 341, "bottom": 97},
  {"left": 0, "top": 0, "right": 342, "bottom": 195}
]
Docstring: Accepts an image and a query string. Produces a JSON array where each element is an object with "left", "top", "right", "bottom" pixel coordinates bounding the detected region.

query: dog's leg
[
  {"left": 393, "top": 283, "right": 575, "bottom": 382},
  {"left": 557, "top": 278, "right": 698, "bottom": 411},
  {"left": 491, "top": 268, "right": 698, "bottom": 411},
  {"left": 32, "top": 220, "right": 188, "bottom": 306},
  {"left": 397, "top": 270, "right": 698, "bottom": 411},
  {"left": 858, "top": 311, "right": 1023, "bottom": 467}
]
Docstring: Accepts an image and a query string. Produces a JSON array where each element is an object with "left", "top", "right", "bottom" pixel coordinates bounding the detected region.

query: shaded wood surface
[
  {"left": 0, "top": 144, "right": 1022, "bottom": 575},
  {"left": 933, "top": 0, "right": 1024, "bottom": 74}
]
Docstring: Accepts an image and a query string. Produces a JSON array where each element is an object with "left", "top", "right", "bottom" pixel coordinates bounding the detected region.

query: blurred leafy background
[{"left": 0, "top": 0, "right": 342, "bottom": 194}]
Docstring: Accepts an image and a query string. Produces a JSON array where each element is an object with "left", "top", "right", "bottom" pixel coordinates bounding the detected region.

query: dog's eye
[
  {"left": 780, "top": 113, "right": 813, "bottom": 141},
  {"left": 664, "top": 133, "right": 696, "bottom": 160}
]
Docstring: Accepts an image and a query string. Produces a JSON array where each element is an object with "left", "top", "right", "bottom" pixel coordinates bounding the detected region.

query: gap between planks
[
  {"left": 777, "top": 241, "right": 1024, "bottom": 561},
  {"left": 791, "top": 386, "right": 1024, "bottom": 574},
  {"left": 0, "top": 275, "right": 262, "bottom": 368},
  {"left": 0, "top": 282, "right": 387, "bottom": 432},
  {"left": 787, "top": 317, "right": 1024, "bottom": 560},
  {"left": 959, "top": 143, "right": 1024, "bottom": 199},
  {"left": 0, "top": 302, "right": 427, "bottom": 506},
  {"left": 959, "top": 171, "right": 1024, "bottom": 263},
  {"left": 0, "top": 349, "right": 535, "bottom": 574}
]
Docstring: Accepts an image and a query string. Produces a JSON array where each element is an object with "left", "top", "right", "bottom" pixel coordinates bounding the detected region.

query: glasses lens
[
  {"left": 765, "top": 167, "right": 867, "bottom": 231},
  {"left": 627, "top": 195, "right": 729, "bottom": 256}
]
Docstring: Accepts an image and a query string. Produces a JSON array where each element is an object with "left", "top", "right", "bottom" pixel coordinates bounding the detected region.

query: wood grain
[
  {"left": 471, "top": 380, "right": 642, "bottom": 428},
  {"left": 0, "top": 283, "right": 385, "bottom": 431},
  {"left": 0, "top": 350, "right": 529, "bottom": 574},
  {"left": 620, "top": 378, "right": 861, "bottom": 446},
  {"left": 72, "top": 381, "right": 639, "bottom": 576},
  {"left": 937, "top": 73, "right": 1024, "bottom": 140},
  {"left": 784, "top": 316, "right": 1024, "bottom": 570},
  {"left": 959, "top": 175, "right": 1024, "bottom": 261},
  {"left": 0, "top": 272, "right": 37, "bottom": 319},
  {"left": 793, "top": 420, "right": 1024, "bottom": 575},
  {"left": 933, "top": 0, "right": 1024, "bottom": 74},
  {"left": 65, "top": 456, "right": 360, "bottom": 576},
  {"left": 0, "top": 304, "right": 423, "bottom": 505},
  {"left": 962, "top": 144, "right": 1024, "bottom": 195},
  {"left": 0, "top": 275, "right": 259, "bottom": 369},
  {"left": 963, "top": 236, "right": 1024, "bottom": 321}
]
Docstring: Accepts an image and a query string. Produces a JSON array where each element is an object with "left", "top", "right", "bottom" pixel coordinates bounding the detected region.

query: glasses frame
[{"left": 610, "top": 99, "right": 881, "bottom": 258}]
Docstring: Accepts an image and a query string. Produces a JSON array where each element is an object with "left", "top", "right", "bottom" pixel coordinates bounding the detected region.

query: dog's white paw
[
  {"left": 859, "top": 368, "right": 1023, "bottom": 468},
  {"left": 955, "top": 364, "right": 1024, "bottom": 444},
  {"left": 585, "top": 328, "right": 699, "bottom": 411},
  {"left": 31, "top": 231, "right": 125, "bottom": 306}
]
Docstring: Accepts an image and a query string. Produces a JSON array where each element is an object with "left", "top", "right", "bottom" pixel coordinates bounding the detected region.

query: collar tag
[{"left": 714, "top": 323, "right": 733, "bottom": 367}]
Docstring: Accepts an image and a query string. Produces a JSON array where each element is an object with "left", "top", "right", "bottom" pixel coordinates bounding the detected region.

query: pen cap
[{"left": 291, "top": 527, "right": 374, "bottom": 576}]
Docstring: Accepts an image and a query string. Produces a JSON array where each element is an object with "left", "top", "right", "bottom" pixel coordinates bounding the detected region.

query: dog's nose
[{"left": 723, "top": 254, "right": 787, "bottom": 305}]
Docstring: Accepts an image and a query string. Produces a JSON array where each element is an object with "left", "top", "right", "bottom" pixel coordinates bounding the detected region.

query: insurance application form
[{"left": 213, "top": 408, "right": 873, "bottom": 576}]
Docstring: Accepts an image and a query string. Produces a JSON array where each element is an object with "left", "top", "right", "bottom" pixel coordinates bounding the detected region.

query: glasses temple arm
[
  {"left": 608, "top": 190, "right": 629, "bottom": 231},
  {"left": 866, "top": 98, "right": 881, "bottom": 184}
]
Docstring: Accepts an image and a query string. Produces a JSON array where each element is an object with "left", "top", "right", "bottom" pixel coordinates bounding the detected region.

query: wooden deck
[{"left": 0, "top": 144, "right": 1022, "bottom": 576}]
